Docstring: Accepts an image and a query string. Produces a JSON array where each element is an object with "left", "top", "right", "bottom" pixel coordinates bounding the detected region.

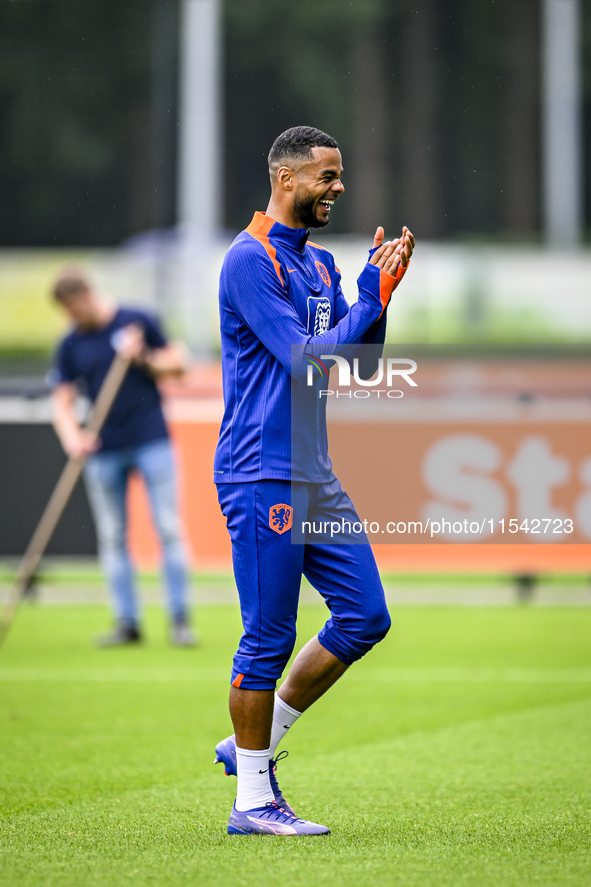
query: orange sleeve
[{"left": 379, "top": 260, "right": 410, "bottom": 313}]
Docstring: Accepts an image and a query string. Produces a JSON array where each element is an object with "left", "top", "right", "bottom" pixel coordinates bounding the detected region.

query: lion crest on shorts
[{"left": 269, "top": 503, "right": 293, "bottom": 535}]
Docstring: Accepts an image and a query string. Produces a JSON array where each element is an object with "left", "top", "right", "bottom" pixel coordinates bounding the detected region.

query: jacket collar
[{"left": 246, "top": 211, "right": 310, "bottom": 253}]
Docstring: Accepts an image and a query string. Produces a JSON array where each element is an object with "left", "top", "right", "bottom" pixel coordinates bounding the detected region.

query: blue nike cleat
[
  {"left": 214, "top": 737, "right": 296, "bottom": 815},
  {"left": 227, "top": 801, "right": 330, "bottom": 836},
  {"left": 268, "top": 750, "right": 295, "bottom": 815},
  {"left": 214, "top": 735, "right": 237, "bottom": 776}
]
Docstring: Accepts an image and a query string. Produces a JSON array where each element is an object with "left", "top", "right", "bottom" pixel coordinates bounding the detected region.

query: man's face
[
  {"left": 291, "top": 147, "right": 344, "bottom": 229},
  {"left": 57, "top": 290, "right": 101, "bottom": 329}
]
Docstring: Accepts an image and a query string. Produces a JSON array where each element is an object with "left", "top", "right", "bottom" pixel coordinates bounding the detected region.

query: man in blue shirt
[
  {"left": 213, "top": 126, "right": 414, "bottom": 835},
  {"left": 51, "top": 269, "right": 196, "bottom": 647}
]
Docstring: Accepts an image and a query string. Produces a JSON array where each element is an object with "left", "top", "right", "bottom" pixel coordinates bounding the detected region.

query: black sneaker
[
  {"left": 170, "top": 620, "right": 198, "bottom": 647},
  {"left": 96, "top": 621, "right": 142, "bottom": 647}
]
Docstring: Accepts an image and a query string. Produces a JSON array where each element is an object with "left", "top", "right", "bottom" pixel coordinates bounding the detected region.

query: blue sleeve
[
  {"left": 222, "top": 239, "right": 394, "bottom": 382},
  {"left": 333, "top": 256, "right": 388, "bottom": 379},
  {"left": 333, "top": 272, "right": 350, "bottom": 326},
  {"left": 53, "top": 339, "right": 78, "bottom": 386},
  {"left": 134, "top": 311, "right": 167, "bottom": 348},
  {"left": 350, "top": 311, "right": 388, "bottom": 380}
]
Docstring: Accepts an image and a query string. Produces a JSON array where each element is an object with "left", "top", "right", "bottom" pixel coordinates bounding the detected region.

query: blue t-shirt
[
  {"left": 214, "top": 212, "right": 397, "bottom": 483},
  {"left": 54, "top": 307, "right": 169, "bottom": 451}
]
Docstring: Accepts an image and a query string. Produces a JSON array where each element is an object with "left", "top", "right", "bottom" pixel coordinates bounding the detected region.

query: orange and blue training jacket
[{"left": 213, "top": 211, "right": 403, "bottom": 484}]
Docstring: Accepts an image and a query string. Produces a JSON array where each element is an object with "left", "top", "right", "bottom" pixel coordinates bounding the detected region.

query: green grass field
[{"left": 1, "top": 600, "right": 590, "bottom": 887}]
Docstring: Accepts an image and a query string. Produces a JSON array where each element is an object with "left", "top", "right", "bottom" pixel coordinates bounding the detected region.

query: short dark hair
[
  {"left": 52, "top": 268, "right": 91, "bottom": 302},
  {"left": 268, "top": 126, "right": 338, "bottom": 170}
]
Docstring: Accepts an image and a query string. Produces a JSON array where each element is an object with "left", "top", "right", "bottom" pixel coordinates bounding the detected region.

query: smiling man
[{"left": 213, "top": 126, "right": 414, "bottom": 836}]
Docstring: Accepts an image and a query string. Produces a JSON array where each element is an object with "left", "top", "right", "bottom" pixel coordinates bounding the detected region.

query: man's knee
[
  {"left": 156, "top": 514, "right": 183, "bottom": 549},
  {"left": 319, "top": 600, "right": 390, "bottom": 665},
  {"left": 95, "top": 518, "right": 126, "bottom": 555},
  {"left": 361, "top": 602, "right": 391, "bottom": 645}
]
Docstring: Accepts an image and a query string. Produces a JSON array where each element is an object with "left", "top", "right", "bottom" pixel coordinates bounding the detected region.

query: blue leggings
[{"left": 217, "top": 478, "right": 391, "bottom": 690}]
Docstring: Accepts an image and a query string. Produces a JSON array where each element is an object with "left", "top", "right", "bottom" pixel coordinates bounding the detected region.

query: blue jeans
[{"left": 84, "top": 438, "right": 189, "bottom": 626}]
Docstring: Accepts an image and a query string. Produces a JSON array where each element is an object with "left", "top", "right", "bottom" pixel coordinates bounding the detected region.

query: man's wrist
[{"left": 135, "top": 347, "right": 155, "bottom": 371}]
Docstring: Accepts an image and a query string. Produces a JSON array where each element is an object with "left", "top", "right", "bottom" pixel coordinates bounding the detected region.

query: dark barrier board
[{"left": 0, "top": 424, "right": 97, "bottom": 556}]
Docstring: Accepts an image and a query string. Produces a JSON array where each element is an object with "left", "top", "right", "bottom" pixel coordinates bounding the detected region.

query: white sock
[
  {"left": 235, "top": 746, "right": 275, "bottom": 812},
  {"left": 269, "top": 694, "right": 302, "bottom": 759}
]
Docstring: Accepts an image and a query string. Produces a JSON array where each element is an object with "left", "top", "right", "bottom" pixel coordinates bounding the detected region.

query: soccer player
[
  {"left": 50, "top": 269, "right": 197, "bottom": 647},
  {"left": 213, "top": 126, "right": 414, "bottom": 835}
]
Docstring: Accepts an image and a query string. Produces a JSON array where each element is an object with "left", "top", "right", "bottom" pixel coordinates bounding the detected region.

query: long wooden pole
[{"left": 0, "top": 352, "right": 131, "bottom": 648}]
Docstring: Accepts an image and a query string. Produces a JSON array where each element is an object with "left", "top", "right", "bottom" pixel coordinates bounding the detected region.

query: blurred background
[
  {"left": 1, "top": 0, "right": 590, "bottom": 354},
  {"left": 2, "top": 9, "right": 589, "bottom": 875},
  {"left": 0, "top": 0, "right": 590, "bottom": 596}
]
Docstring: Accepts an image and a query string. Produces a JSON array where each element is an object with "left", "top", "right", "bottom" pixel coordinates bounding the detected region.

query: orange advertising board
[
  {"left": 127, "top": 417, "right": 591, "bottom": 574},
  {"left": 128, "top": 358, "right": 591, "bottom": 575}
]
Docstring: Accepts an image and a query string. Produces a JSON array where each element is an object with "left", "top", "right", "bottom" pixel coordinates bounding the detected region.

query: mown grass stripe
[{"left": 2, "top": 666, "right": 591, "bottom": 683}]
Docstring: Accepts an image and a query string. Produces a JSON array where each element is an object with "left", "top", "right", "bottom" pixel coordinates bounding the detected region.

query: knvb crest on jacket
[{"left": 315, "top": 260, "right": 331, "bottom": 288}]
